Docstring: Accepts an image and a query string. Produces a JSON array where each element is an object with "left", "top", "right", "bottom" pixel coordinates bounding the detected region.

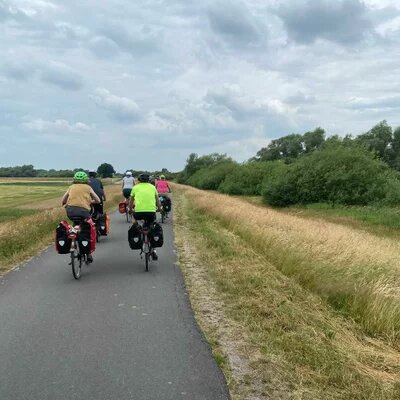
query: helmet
[
  {"left": 89, "top": 170, "right": 97, "bottom": 177},
  {"left": 126, "top": 171, "right": 132, "bottom": 176},
  {"left": 138, "top": 173, "right": 150, "bottom": 182},
  {"left": 160, "top": 174, "right": 166, "bottom": 180},
  {"left": 73, "top": 171, "right": 88, "bottom": 183}
]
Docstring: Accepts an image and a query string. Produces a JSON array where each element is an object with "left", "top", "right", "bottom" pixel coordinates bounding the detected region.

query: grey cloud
[
  {"left": 101, "top": 23, "right": 161, "bottom": 56},
  {"left": 89, "top": 88, "right": 141, "bottom": 122},
  {"left": 286, "top": 91, "right": 317, "bottom": 105},
  {"left": 2, "top": 61, "right": 33, "bottom": 81},
  {"left": 347, "top": 95, "right": 400, "bottom": 110},
  {"left": 277, "top": 0, "right": 373, "bottom": 45},
  {"left": 207, "top": 0, "right": 264, "bottom": 46},
  {"left": 40, "top": 62, "right": 84, "bottom": 91},
  {"left": 88, "top": 36, "right": 120, "bottom": 58}
]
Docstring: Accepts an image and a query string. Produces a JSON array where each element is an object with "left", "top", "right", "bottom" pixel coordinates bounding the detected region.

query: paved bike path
[{"left": 0, "top": 212, "right": 230, "bottom": 400}]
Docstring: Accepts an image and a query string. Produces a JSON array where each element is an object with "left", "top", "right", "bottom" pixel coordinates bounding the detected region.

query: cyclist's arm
[
  {"left": 90, "top": 188, "right": 101, "bottom": 204},
  {"left": 61, "top": 189, "right": 69, "bottom": 206},
  {"left": 167, "top": 183, "right": 171, "bottom": 193}
]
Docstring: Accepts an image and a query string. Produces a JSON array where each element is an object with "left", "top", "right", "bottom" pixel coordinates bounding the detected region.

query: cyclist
[
  {"left": 88, "top": 170, "right": 106, "bottom": 215},
  {"left": 129, "top": 173, "right": 161, "bottom": 260},
  {"left": 156, "top": 174, "right": 171, "bottom": 195},
  {"left": 61, "top": 171, "right": 100, "bottom": 263},
  {"left": 122, "top": 171, "right": 135, "bottom": 200},
  {"left": 149, "top": 175, "right": 156, "bottom": 186}
]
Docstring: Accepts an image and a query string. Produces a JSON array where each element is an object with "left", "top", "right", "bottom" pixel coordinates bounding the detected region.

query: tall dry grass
[
  {"left": 176, "top": 184, "right": 400, "bottom": 344},
  {"left": 0, "top": 184, "right": 122, "bottom": 274}
]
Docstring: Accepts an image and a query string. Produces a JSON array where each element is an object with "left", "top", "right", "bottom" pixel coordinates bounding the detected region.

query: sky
[{"left": 1, "top": 0, "right": 400, "bottom": 172}]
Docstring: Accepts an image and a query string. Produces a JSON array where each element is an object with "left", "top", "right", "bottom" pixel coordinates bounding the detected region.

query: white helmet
[{"left": 126, "top": 171, "right": 132, "bottom": 176}]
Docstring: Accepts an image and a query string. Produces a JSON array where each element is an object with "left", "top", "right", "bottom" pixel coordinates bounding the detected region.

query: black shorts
[
  {"left": 133, "top": 212, "right": 156, "bottom": 225},
  {"left": 123, "top": 188, "right": 132, "bottom": 199},
  {"left": 66, "top": 206, "right": 91, "bottom": 224}
]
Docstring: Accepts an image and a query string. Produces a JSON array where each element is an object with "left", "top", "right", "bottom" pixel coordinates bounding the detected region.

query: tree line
[{"left": 178, "top": 121, "right": 400, "bottom": 207}]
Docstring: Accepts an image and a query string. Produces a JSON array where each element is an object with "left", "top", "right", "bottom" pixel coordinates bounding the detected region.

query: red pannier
[
  {"left": 55, "top": 220, "right": 72, "bottom": 254},
  {"left": 77, "top": 218, "right": 96, "bottom": 255},
  {"left": 119, "top": 201, "right": 127, "bottom": 214}
]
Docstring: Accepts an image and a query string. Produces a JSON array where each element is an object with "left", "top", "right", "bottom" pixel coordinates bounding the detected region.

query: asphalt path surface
[{"left": 0, "top": 211, "right": 230, "bottom": 400}]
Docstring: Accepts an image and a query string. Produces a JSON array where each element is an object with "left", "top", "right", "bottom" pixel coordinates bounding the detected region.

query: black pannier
[
  {"left": 162, "top": 196, "right": 172, "bottom": 212},
  {"left": 128, "top": 223, "right": 143, "bottom": 250},
  {"left": 150, "top": 222, "right": 164, "bottom": 248},
  {"left": 55, "top": 221, "right": 71, "bottom": 254},
  {"left": 77, "top": 219, "right": 96, "bottom": 255},
  {"left": 97, "top": 213, "right": 108, "bottom": 236}
]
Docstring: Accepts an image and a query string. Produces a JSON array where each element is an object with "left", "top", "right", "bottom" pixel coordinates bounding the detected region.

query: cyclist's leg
[{"left": 144, "top": 212, "right": 158, "bottom": 260}]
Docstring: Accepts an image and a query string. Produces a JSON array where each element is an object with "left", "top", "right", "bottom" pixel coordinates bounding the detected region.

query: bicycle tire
[
  {"left": 71, "top": 249, "right": 82, "bottom": 280},
  {"left": 145, "top": 252, "right": 150, "bottom": 272},
  {"left": 161, "top": 211, "right": 164, "bottom": 224}
]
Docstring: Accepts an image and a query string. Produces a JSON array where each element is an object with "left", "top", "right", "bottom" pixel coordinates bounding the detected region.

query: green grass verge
[
  {"left": 0, "top": 193, "right": 121, "bottom": 273},
  {"left": 0, "top": 208, "right": 40, "bottom": 222},
  {"left": 175, "top": 191, "right": 400, "bottom": 399}
]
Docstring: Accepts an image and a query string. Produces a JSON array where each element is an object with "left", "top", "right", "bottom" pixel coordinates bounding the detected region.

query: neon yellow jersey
[{"left": 131, "top": 183, "right": 158, "bottom": 212}]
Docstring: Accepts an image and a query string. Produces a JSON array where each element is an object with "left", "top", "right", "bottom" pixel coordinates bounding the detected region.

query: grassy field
[
  {"left": 174, "top": 184, "right": 400, "bottom": 399},
  {"left": 243, "top": 196, "right": 400, "bottom": 239},
  {"left": 0, "top": 180, "right": 122, "bottom": 274}
]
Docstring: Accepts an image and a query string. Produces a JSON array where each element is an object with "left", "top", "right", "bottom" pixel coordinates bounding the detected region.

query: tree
[{"left": 97, "top": 163, "right": 115, "bottom": 178}]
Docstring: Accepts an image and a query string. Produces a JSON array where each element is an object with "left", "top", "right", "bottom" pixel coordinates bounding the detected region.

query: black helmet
[
  {"left": 89, "top": 170, "right": 97, "bottom": 177},
  {"left": 138, "top": 173, "right": 150, "bottom": 182}
]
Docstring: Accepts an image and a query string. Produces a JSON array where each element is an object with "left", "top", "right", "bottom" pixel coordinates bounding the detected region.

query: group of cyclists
[{"left": 61, "top": 169, "right": 171, "bottom": 263}]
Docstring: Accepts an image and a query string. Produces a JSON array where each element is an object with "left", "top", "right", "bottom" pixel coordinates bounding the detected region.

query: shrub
[
  {"left": 262, "top": 143, "right": 400, "bottom": 207},
  {"left": 219, "top": 161, "right": 286, "bottom": 196},
  {"left": 186, "top": 161, "right": 238, "bottom": 190}
]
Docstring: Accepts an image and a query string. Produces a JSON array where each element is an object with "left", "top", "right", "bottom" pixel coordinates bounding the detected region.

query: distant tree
[
  {"left": 355, "top": 120, "right": 392, "bottom": 162},
  {"left": 255, "top": 128, "right": 325, "bottom": 163},
  {"left": 97, "top": 163, "right": 115, "bottom": 178}
]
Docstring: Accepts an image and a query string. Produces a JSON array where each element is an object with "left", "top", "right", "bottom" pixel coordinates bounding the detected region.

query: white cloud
[
  {"left": 23, "top": 118, "right": 93, "bottom": 132},
  {"left": 89, "top": 88, "right": 141, "bottom": 122}
]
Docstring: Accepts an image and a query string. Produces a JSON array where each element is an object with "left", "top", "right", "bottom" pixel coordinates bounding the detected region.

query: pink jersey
[{"left": 156, "top": 180, "right": 169, "bottom": 193}]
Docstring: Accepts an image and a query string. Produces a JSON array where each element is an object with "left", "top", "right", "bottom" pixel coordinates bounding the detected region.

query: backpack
[
  {"left": 128, "top": 224, "right": 143, "bottom": 250},
  {"left": 150, "top": 222, "right": 164, "bottom": 248},
  {"left": 77, "top": 218, "right": 96, "bottom": 254},
  {"left": 55, "top": 220, "right": 72, "bottom": 254}
]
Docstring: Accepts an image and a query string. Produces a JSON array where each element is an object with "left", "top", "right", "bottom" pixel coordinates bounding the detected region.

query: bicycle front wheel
[
  {"left": 71, "top": 249, "right": 82, "bottom": 280},
  {"left": 145, "top": 252, "right": 150, "bottom": 272}
]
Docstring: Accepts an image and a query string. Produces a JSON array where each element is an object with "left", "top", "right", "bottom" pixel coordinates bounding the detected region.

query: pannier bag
[
  {"left": 128, "top": 224, "right": 143, "bottom": 250},
  {"left": 97, "top": 213, "right": 110, "bottom": 236},
  {"left": 55, "top": 220, "right": 72, "bottom": 254},
  {"left": 77, "top": 218, "right": 96, "bottom": 255},
  {"left": 150, "top": 222, "right": 164, "bottom": 248},
  {"left": 119, "top": 202, "right": 127, "bottom": 214},
  {"left": 162, "top": 196, "right": 172, "bottom": 212}
]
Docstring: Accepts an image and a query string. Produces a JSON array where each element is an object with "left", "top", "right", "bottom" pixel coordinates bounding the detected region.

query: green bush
[
  {"left": 186, "top": 161, "right": 238, "bottom": 190},
  {"left": 218, "top": 161, "right": 286, "bottom": 195},
  {"left": 262, "top": 143, "right": 400, "bottom": 207}
]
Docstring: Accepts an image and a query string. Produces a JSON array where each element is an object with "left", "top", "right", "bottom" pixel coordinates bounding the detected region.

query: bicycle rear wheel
[
  {"left": 71, "top": 249, "right": 82, "bottom": 280},
  {"left": 161, "top": 210, "right": 165, "bottom": 224},
  {"left": 145, "top": 252, "right": 150, "bottom": 272}
]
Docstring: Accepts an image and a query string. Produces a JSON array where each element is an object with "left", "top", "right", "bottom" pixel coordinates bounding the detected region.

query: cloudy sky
[{"left": 1, "top": 0, "right": 400, "bottom": 172}]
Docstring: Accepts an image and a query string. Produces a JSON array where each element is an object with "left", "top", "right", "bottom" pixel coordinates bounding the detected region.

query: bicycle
[
  {"left": 137, "top": 220, "right": 153, "bottom": 272},
  {"left": 158, "top": 195, "right": 170, "bottom": 224},
  {"left": 68, "top": 217, "right": 92, "bottom": 280}
]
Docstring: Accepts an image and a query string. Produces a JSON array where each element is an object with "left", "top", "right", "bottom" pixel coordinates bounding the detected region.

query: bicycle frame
[
  {"left": 138, "top": 221, "right": 153, "bottom": 271},
  {"left": 68, "top": 223, "right": 88, "bottom": 279}
]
